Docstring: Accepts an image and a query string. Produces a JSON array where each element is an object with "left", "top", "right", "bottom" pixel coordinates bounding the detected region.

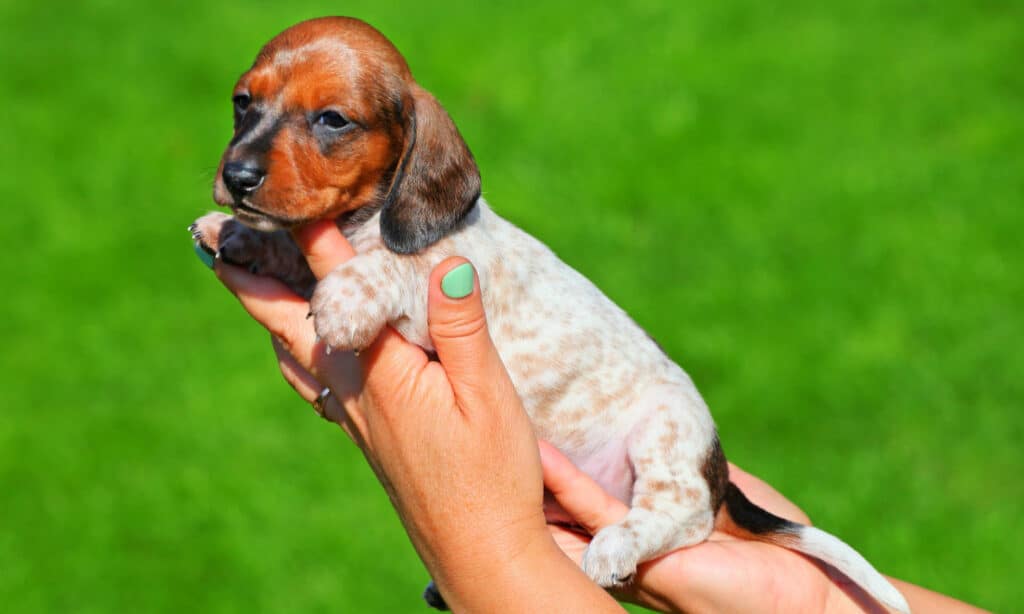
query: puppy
[{"left": 192, "top": 17, "right": 910, "bottom": 613}]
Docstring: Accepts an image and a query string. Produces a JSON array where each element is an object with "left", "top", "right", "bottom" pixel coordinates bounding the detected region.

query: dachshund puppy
[{"left": 192, "top": 17, "right": 909, "bottom": 613}]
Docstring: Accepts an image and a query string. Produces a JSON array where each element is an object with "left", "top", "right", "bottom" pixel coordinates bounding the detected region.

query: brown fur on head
[{"left": 213, "top": 17, "right": 481, "bottom": 253}]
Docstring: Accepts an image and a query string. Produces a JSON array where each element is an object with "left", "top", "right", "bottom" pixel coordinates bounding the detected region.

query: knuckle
[{"left": 429, "top": 309, "right": 488, "bottom": 341}]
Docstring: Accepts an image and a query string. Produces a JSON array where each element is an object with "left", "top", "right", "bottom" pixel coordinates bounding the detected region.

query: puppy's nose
[{"left": 222, "top": 161, "right": 266, "bottom": 195}]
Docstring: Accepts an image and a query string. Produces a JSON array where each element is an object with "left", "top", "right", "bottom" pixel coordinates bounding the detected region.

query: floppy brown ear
[{"left": 380, "top": 85, "right": 481, "bottom": 254}]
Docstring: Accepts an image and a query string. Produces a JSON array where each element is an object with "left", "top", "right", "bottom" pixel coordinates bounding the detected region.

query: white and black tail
[{"left": 717, "top": 482, "right": 910, "bottom": 613}]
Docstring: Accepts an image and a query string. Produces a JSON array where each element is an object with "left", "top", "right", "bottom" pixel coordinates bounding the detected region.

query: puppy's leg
[
  {"left": 581, "top": 401, "right": 716, "bottom": 586},
  {"left": 190, "top": 212, "right": 316, "bottom": 298},
  {"left": 309, "top": 249, "right": 406, "bottom": 352}
]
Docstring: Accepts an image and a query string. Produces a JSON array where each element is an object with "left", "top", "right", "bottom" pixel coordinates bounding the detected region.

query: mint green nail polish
[
  {"left": 441, "top": 262, "right": 474, "bottom": 298},
  {"left": 194, "top": 243, "right": 215, "bottom": 270}
]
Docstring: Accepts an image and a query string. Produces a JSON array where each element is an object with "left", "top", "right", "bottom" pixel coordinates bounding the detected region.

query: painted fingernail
[
  {"left": 194, "top": 243, "right": 215, "bottom": 270},
  {"left": 441, "top": 262, "right": 474, "bottom": 299}
]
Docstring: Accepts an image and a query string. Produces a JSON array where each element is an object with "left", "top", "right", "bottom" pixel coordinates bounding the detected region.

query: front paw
[
  {"left": 310, "top": 265, "right": 390, "bottom": 352},
  {"left": 189, "top": 212, "right": 263, "bottom": 271},
  {"left": 581, "top": 526, "right": 641, "bottom": 587},
  {"left": 190, "top": 211, "right": 233, "bottom": 255}
]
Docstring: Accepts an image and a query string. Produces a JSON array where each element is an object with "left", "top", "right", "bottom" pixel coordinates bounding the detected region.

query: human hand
[
  {"left": 539, "top": 441, "right": 883, "bottom": 614},
  {"left": 211, "top": 220, "right": 622, "bottom": 612}
]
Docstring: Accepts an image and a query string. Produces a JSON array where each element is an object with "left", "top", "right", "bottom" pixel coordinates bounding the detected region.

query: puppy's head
[{"left": 214, "top": 17, "right": 480, "bottom": 253}]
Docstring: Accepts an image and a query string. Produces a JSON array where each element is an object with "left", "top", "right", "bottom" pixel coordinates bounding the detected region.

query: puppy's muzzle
[{"left": 222, "top": 160, "right": 266, "bottom": 197}]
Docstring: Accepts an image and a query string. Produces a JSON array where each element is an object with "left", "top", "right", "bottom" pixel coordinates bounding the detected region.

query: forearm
[
  {"left": 890, "top": 578, "right": 988, "bottom": 613},
  {"left": 431, "top": 536, "right": 624, "bottom": 613}
]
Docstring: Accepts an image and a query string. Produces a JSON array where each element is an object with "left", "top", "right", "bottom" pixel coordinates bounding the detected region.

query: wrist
[
  {"left": 431, "top": 527, "right": 623, "bottom": 612},
  {"left": 428, "top": 520, "right": 552, "bottom": 592}
]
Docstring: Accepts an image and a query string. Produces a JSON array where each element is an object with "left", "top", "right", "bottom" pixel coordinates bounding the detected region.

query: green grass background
[{"left": 2, "top": 1, "right": 1021, "bottom": 611}]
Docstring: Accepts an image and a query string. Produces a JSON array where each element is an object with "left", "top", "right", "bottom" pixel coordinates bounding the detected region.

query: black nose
[{"left": 222, "top": 161, "right": 266, "bottom": 195}]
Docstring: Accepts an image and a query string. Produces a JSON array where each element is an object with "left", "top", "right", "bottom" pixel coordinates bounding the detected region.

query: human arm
[{"left": 540, "top": 441, "right": 988, "bottom": 614}]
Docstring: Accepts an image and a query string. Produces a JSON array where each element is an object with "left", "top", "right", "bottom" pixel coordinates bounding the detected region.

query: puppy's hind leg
[
  {"left": 190, "top": 212, "right": 316, "bottom": 298},
  {"left": 581, "top": 399, "right": 717, "bottom": 586}
]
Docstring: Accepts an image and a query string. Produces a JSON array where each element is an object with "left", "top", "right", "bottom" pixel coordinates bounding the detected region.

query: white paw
[
  {"left": 310, "top": 265, "right": 388, "bottom": 352},
  {"left": 581, "top": 525, "right": 641, "bottom": 587}
]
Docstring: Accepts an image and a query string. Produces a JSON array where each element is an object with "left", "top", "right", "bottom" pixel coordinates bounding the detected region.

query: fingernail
[
  {"left": 194, "top": 243, "right": 215, "bottom": 270},
  {"left": 441, "top": 262, "right": 474, "bottom": 298}
]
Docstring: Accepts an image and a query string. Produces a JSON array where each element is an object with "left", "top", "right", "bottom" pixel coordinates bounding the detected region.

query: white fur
[{"left": 796, "top": 526, "right": 911, "bottom": 613}]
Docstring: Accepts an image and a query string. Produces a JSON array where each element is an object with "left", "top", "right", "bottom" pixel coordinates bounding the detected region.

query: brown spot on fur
[
  {"left": 531, "top": 378, "right": 572, "bottom": 416},
  {"left": 646, "top": 479, "right": 676, "bottom": 494},
  {"left": 358, "top": 278, "right": 377, "bottom": 302},
  {"left": 658, "top": 420, "right": 681, "bottom": 455},
  {"left": 634, "top": 495, "right": 656, "bottom": 510}
]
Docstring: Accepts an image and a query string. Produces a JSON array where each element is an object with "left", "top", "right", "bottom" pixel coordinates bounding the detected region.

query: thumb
[{"left": 427, "top": 258, "right": 515, "bottom": 412}]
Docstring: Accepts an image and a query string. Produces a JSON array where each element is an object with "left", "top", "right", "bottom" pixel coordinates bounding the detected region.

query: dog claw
[
  {"left": 325, "top": 345, "right": 332, "bottom": 355},
  {"left": 187, "top": 223, "right": 197, "bottom": 233},
  {"left": 306, "top": 311, "right": 313, "bottom": 320},
  {"left": 353, "top": 349, "right": 360, "bottom": 358},
  {"left": 314, "top": 334, "right": 321, "bottom": 344}
]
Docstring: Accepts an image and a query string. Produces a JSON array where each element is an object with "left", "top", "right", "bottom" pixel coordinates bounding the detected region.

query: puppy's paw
[
  {"left": 190, "top": 212, "right": 275, "bottom": 274},
  {"left": 310, "top": 264, "right": 389, "bottom": 352},
  {"left": 581, "top": 526, "right": 641, "bottom": 587},
  {"left": 190, "top": 211, "right": 261, "bottom": 269},
  {"left": 190, "top": 211, "right": 233, "bottom": 255}
]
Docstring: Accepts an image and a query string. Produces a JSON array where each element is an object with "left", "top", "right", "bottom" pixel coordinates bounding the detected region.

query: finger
[
  {"left": 538, "top": 440, "right": 628, "bottom": 535},
  {"left": 426, "top": 258, "right": 516, "bottom": 413},
  {"left": 271, "top": 335, "right": 322, "bottom": 403},
  {"left": 216, "top": 259, "right": 341, "bottom": 382},
  {"left": 215, "top": 258, "right": 312, "bottom": 338},
  {"left": 271, "top": 336, "right": 369, "bottom": 443},
  {"left": 290, "top": 219, "right": 357, "bottom": 279}
]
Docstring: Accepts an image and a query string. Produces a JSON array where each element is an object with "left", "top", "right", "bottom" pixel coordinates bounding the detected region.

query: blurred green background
[{"left": 2, "top": 0, "right": 1021, "bottom": 611}]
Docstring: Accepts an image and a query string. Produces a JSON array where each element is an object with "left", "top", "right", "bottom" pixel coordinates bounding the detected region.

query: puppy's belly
[
  {"left": 543, "top": 437, "right": 633, "bottom": 523},
  {"left": 572, "top": 437, "right": 634, "bottom": 503}
]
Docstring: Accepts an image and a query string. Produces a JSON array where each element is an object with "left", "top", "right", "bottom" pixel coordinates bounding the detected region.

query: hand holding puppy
[
  {"left": 213, "top": 220, "right": 621, "bottom": 612},
  {"left": 208, "top": 220, "right": 982, "bottom": 614}
]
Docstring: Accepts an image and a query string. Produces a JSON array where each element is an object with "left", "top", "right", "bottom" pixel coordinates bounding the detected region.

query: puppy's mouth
[{"left": 230, "top": 198, "right": 297, "bottom": 231}]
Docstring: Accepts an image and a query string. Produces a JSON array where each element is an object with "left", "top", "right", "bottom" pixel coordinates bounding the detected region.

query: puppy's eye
[
  {"left": 315, "top": 111, "right": 349, "bottom": 130},
  {"left": 232, "top": 94, "right": 251, "bottom": 118}
]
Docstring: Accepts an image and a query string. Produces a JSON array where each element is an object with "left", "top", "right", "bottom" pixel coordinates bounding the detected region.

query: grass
[{"left": 1, "top": 0, "right": 1021, "bottom": 611}]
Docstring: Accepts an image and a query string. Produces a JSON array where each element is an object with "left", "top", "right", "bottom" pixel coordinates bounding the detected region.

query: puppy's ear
[{"left": 380, "top": 85, "right": 481, "bottom": 254}]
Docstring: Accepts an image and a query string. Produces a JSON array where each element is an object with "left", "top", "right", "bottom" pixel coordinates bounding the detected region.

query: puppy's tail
[{"left": 716, "top": 482, "right": 911, "bottom": 614}]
